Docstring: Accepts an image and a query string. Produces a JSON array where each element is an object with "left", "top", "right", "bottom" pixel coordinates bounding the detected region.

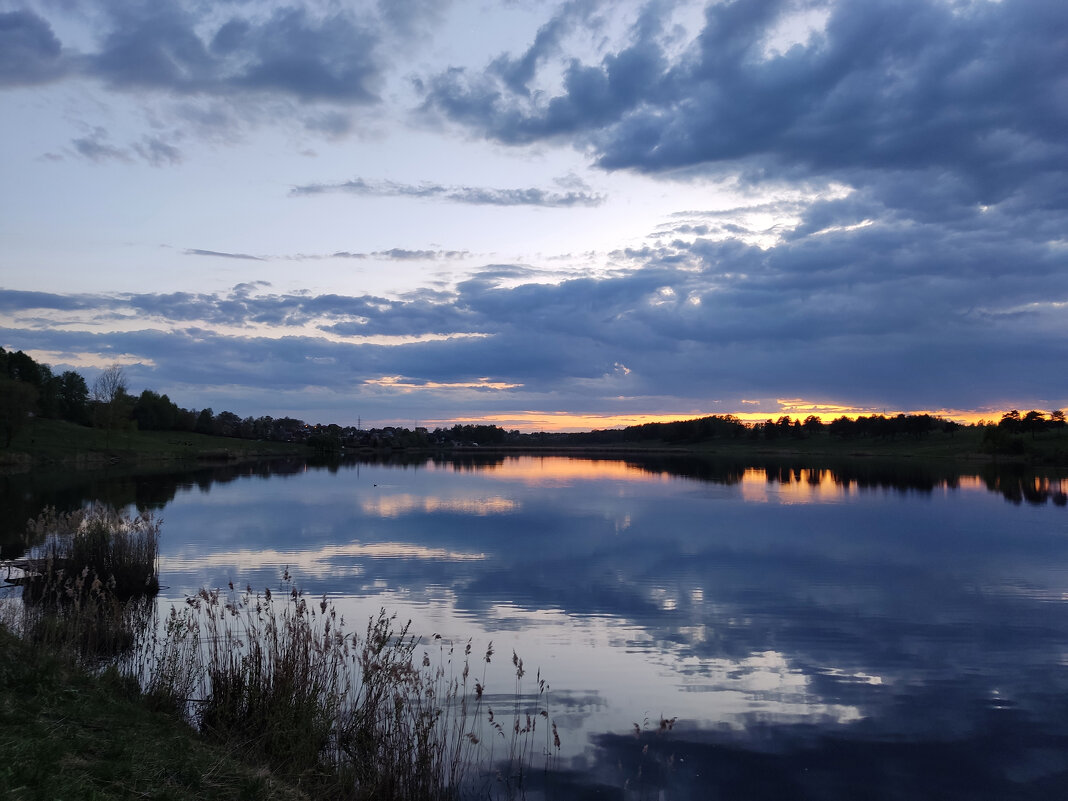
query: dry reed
[
  {"left": 2, "top": 510, "right": 561, "bottom": 799},
  {"left": 3, "top": 507, "right": 160, "bottom": 663},
  {"left": 143, "top": 573, "right": 561, "bottom": 799}
]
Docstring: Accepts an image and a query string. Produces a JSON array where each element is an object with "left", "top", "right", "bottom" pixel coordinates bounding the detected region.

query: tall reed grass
[
  {"left": 21, "top": 505, "right": 160, "bottom": 601},
  {"left": 4, "top": 507, "right": 159, "bottom": 663},
  {"left": 144, "top": 574, "right": 561, "bottom": 799},
  {"left": 2, "top": 510, "right": 561, "bottom": 799}
]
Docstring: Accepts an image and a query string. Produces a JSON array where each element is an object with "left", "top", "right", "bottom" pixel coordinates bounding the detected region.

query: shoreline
[{"left": 4, "top": 417, "right": 1068, "bottom": 475}]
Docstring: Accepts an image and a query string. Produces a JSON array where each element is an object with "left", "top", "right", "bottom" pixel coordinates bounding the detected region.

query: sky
[{"left": 1, "top": 0, "right": 1065, "bottom": 431}]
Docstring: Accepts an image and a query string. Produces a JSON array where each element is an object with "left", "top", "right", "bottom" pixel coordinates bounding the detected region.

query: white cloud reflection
[
  {"left": 161, "top": 539, "right": 486, "bottom": 578},
  {"left": 361, "top": 494, "right": 520, "bottom": 517}
]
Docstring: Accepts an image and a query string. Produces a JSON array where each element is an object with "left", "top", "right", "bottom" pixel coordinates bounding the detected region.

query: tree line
[
  {"left": 539, "top": 413, "right": 953, "bottom": 445},
  {"left": 2, "top": 345, "right": 1064, "bottom": 451},
  {"left": 0, "top": 347, "right": 311, "bottom": 448}
]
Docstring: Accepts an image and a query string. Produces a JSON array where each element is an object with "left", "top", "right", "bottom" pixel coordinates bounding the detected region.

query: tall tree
[
  {"left": 92, "top": 365, "right": 130, "bottom": 449},
  {"left": 195, "top": 408, "right": 214, "bottom": 435},
  {"left": 1022, "top": 410, "right": 1046, "bottom": 440},
  {"left": 132, "top": 389, "right": 178, "bottom": 431},
  {"left": 999, "top": 410, "right": 1022, "bottom": 433},
  {"left": 58, "top": 370, "right": 90, "bottom": 425},
  {"left": 35, "top": 364, "right": 60, "bottom": 419}
]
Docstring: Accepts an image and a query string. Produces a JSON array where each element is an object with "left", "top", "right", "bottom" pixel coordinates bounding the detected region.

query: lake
[{"left": 5, "top": 453, "right": 1068, "bottom": 799}]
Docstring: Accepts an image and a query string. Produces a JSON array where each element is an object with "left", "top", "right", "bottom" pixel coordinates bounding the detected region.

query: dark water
[{"left": 5, "top": 453, "right": 1068, "bottom": 799}]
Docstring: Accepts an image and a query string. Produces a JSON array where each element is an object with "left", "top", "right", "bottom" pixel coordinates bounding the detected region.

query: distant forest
[{"left": 1, "top": 346, "right": 1064, "bottom": 452}]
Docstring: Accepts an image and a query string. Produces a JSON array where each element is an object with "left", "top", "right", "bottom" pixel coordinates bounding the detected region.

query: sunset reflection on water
[
  {"left": 433, "top": 454, "right": 663, "bottom": 486},
  {"left": 13, "top": 453, "right": 1068, "bottom": 798}
]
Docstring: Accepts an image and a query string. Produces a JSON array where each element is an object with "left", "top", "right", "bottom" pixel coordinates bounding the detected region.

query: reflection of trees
[
  {"left": 5, "top": 453, "right": 1063, "bottom": 560},
  {"left": 979, "top": 465, "right": 1068, "bottom": 506},
  {"left": 604, "top": 454, "right": 1067, "bottom": 505},
  {"left": 0, "top": 457, "right": 311, "bottom": 560}
]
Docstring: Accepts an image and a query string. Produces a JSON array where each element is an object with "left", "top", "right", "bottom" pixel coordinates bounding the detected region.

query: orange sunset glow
[
  {"left": 432, "top": 455, "right": 662, "bottom": 485},
  {"left": 428, "top": 402, "right": 1019, "bottom": 433}
]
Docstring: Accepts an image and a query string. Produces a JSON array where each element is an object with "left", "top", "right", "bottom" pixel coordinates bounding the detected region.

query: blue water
[{"left": 10, "top": 454, "right": 1068, "bottom": 798}]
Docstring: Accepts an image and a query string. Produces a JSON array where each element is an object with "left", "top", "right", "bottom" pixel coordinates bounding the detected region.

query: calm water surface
[{"left": 8, "top": 454, "right": 1068, "bottom": 799}]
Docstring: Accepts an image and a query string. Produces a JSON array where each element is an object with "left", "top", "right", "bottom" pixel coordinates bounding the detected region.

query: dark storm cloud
[
  {"left": 0, "top": 9, "right": 67, "bottom": 85},
  {"left": 291, "top": 177, "right": 605, "bottom": 207},
  {"left": 424, "top": 0, "right": 1068, "bottom": 214}
]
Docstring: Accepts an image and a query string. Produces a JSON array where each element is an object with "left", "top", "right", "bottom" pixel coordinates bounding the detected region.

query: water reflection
[
  {"left": 5, "top": 453, "right": 1068, "bottom": 798},
  {"left": 363, "top": 494, "right": 520, "bottom": 517},
  {"left": 161, "top": 540, "right": 487, "bottom": 577}
]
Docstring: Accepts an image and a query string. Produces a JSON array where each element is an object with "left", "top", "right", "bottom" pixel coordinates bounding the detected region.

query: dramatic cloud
[
  {"left": 2, "top": 0, "right": 1065, "bottom": 426},
  {"left": 291, "top": 177, "right": 605, "bottom": 207},
  {"left": 6, "top": 178, "right": 1067, "bottom": 418},
  {"left": 424, "top": 0, "right": 1068, "bottom": 216}
]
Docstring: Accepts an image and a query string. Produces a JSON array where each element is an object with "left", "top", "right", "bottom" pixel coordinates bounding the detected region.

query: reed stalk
[{"left": 2, "top": 511, "right": 561, "bottom": 799}]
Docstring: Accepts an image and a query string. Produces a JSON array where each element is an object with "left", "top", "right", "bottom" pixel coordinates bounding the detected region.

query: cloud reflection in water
[{"left": 27, "top": 454, "right": 1068, "bottom": 798}]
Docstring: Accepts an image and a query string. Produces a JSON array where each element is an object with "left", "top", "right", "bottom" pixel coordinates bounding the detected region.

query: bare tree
[
  {"left": 92, "top": 364, "right": 129, "bottom": 449},
  {"left": 92, "top": 365, "right": 127, "bottom": 404}
]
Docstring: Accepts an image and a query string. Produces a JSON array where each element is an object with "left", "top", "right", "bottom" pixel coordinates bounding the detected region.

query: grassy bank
[
  {"left": 0, "top": 507, "right": 303, "bottom": 799},
  {"left": 0, "top": 594, "right": 553, "bottom": 801},
  {"left": 0, "top": 625, "right": 311, "bottom": 801},
  {"left": 2, "top": 417, "right": 311, "bottom": 471}
]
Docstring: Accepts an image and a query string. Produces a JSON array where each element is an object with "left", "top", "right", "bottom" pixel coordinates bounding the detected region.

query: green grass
[
  {"left": 0, "top": 626, "right": 309, "bottom": 801},
  {"left": 2, "top": 417, "right": 310, "bottom": 469}
]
